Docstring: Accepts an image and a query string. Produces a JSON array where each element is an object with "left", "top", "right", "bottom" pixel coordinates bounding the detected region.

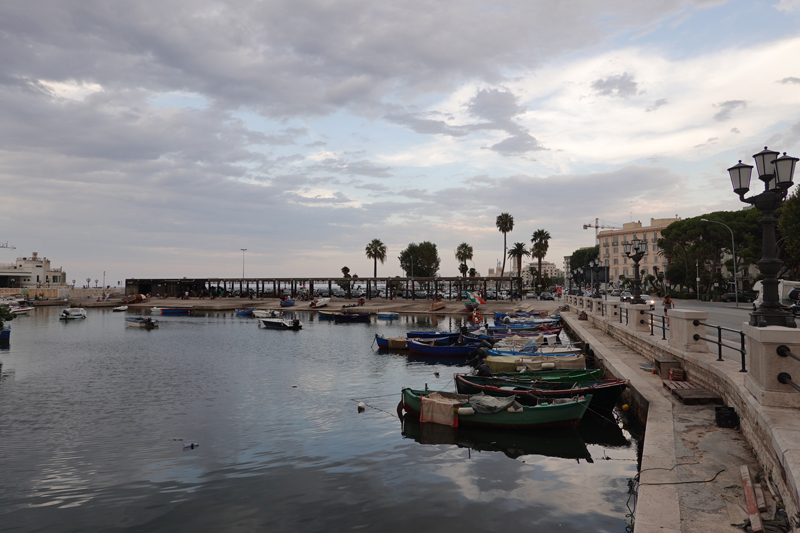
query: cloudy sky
[{"left": 3, "top": 0, "right": 800, "bottom": 285}]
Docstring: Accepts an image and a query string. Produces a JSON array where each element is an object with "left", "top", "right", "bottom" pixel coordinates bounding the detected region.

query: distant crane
[
  {"left": 0, "top": 242, "right": 15, "bottom": 250},
  {"left": 583, "top": 218, "right": 622, "bottom": 245}
]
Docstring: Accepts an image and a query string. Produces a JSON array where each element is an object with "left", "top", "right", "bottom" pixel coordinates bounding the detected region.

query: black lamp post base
[{"left": 749, "top": 309, "right": 797, "bottom": 328}]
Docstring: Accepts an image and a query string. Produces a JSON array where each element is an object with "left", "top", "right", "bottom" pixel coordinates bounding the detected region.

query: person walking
[{"left": 662, "top": 294, "right": 674, "bottom": 324}]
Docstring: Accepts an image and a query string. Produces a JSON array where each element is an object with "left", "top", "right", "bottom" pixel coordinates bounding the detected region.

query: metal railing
[
  {"left": 643, "top": 312, "right": 669, "bottom": 340},
  {"left": 692, "top": 319, "right": 747, "bottom": 372},
  {"left": 619, "top": 307, "right": 628, "bottom": 325}
]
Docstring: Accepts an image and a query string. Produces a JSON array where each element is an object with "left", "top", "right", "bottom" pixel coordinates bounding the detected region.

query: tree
[
  {"left": 496, "top": 213, "right": 514, "bottom": 277},
  {"left": 778, "top": 187, "right": 800, "bottom": 280},
  {"left": 339, "top": 266, "right": 352, "bottom": 298},
  {"left": 398, "top": 242, "right": 440, "bottom": 278},
  {"left": 0, "top": 306, "right": 15, "bottom": 328},
  {"left": 530, "top": 229, "right": 552, "bottom": 288},
  {"left": 454, "top": 242, "right": 474, "bottom": 278},
  {"left": 507, "top": 242, "right": 529, "bottom": 280},
  {"left": 365, "top": 239, "right": 388, "bottom": 278}
]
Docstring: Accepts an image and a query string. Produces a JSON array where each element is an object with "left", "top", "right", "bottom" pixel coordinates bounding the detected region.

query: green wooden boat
[
  {"left": 491, "top": 368, "right": 603, "bottom": 383},
  {"left": 401, "top": 388, "right": 592, "bottom": 430}
]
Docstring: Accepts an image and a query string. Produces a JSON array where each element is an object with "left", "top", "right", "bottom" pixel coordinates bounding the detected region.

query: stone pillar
[
  {"left": 668, "top": 309, "right": 708, "bottom": 353},
  {"left": 591, "top": 298, "right": 604, "bottom": 317},
  {"left": 744, "top": 325, "right": 800, "bottom": 408},
  {"left": 624, "top": 304, "right": 651, "bottom": 334}
]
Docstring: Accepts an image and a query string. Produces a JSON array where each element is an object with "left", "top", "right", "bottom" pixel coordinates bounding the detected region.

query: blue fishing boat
[
  {"left": 407, "top": 339, "right": 480, "bottom": 358},
  {"left": 405, "top": 331, "right": 460, "bottom": 341},
  {"left": 375, "top": 334, "right": 453, "bottom": 349},
  {"left": 0, "top": 324, "right": 9, "bottom": 342},
  {"left": 235, "top": 308, "right": 254, "bottom": 316},
  {"left": 280, "top": 299, "right": 295, "bottom": 307},
  {"left": 318, "top": 310, "right": 337, "bottom": 320},
  {"left": 151, "top": 307, "right": 194, "bottom": 316},
  {"left": 334, "top": 312, "right": 370, "bottom": 323},
  {"left": 377, "top": 312, "right": 399, "bottom": 319}
]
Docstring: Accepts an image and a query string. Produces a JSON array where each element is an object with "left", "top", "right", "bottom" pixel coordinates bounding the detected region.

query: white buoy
[{"left": 357, "top": 402, "right": 366, "bottom": 412}]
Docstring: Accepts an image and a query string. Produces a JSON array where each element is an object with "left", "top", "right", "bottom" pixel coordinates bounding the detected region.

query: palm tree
[
  {"left": 365, "top": 239, "right": 388, "bottom": 278},
  {"left": 507, "top": 242, "right": 529, "bottom": 278},
  {"left": 454, "top": 242, "right": 474, "bottom": 278},
  {"left": 530, "top": 229, "right": 552, "bottom": 290},
  {"left": 496, "top": 213, "right": 514, "bottom": 277}
]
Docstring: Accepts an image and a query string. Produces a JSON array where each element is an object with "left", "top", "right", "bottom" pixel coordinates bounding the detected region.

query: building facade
[
  {"left": 0, "top": 252, "right": 68, "bottom": 289},
  {"left": 597, "top": 218, "right": 680, "bottom": 282}
]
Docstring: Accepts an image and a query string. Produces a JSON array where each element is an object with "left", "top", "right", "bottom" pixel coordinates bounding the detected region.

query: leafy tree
[
  {"left": 778, "top": 187, "right": 800, "bottom": 280},
  {"left": 365, "top": 239, "right": 388, "bottom": 278},
  {"left": 398, "top": 242, "right": 440, "bottom": 278},
  {"left": 530, "top": 229, "right": 552, "bottom": 288},
  {"left": 454, "top": 242, "right": 474, "bottom": 278},
  {"left": 0, "top": 306, "right": 15, "bottom": 328},
  {"left": 338, "top": 266, "right": 352, "bottom": 297},
  {"left": 496, "top": 213, "right": 514, "bottom": 276}
]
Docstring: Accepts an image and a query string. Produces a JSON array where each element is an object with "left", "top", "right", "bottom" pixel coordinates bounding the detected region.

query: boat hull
[
  {"left": 151, "top": 308, "right": 194, "bottom": 316},
  {"left": 454, "top": 375, "right": 627, "bottom": 410},
  {"left": 280, "top": 300, "right": 296, "bottom": 307},
  {"left": 259, "top": 318, "right": 302, "bottom": 330},
  {"left": 126, "top": 317, "right": 159, "bottom": 328},
  {"left": 334, "top": 313, "right": 370, "bottom": 323},
  {"left": 0, "top": 326, "right": 9, "bottom": 342},
  {"left": 407, "top": 340, "right": 478, "bottom": 357},
  {"left": 401, "top": 389, "right": 590, "bottom": 430}
]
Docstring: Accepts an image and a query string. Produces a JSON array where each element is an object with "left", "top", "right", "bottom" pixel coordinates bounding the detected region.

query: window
[
  {"left": 614, "top": 269, "right": 619, "bottom": 276},
  {"left": 605, "top": 237, "right": 609, "bottom": 243},
  {"left": 623, "top": 269, "right": 629, "bottom": 276},
  {"left": 652, "top": 244, "right": 658, "bottom": 251},
  {"left": 613, "top": 247, "right": 618, "bottom": 254},
  {"left": 643, "top": 257, "right": 648, "bottom": 263},
  {"left": 653, "top": 231, "right": 658, "bottom": 240},
  {"left": 613, "top": 258, "right": 618, "bottom": 265},
  {"left": 623, "top": 258, "right": 628, "bottom": 264}
]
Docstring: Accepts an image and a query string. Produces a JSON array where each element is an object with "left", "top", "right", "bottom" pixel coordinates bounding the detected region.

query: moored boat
[
  {"left": 280, "top": 299, "right": 296, "bottom": 307},
  {"left": 126, "top": 316, "right": 159, "bottom": 328},
  {"left": 454, "top": 374, "right": 628, "bottom": 410},
  {"left": 10, "top": 305, "right": 34, "bottom": 314},
  {"left": 491, "top": 368, "right": 604, "bottom": 383},
  {"left": 112, "top": 305, "right": 128, "bottom": 312},
  {"left": 259, "top": 317, "right": 302, "bottom": 330},
  {"left": 253, "top": 309, "right": 281, "bottom": 318},
  {"left": 377, "top": 312, "right": 399, "bottom": 319},
  {"left": 317, "top": 310, "right": 337, "bottom": 320},
  {"left": 401, "top": 388, "right": 591, "bottom": 430},
  {"left": 151, "top": 307, "right": 194, "bottom": 316},
  {"left": 309, "top": 298, "right": 331, "bottom": 308},
  {"left": 60, "top": 308, "right": 87, "bottom": 320},
  {"left": 0, "top": 324, "right": 9, "bottom": 342},
  {"left": 333, "top": 312, "right": 370, "bottom": 323},
  {"left": 235, "top": 308, "right": 254, "bottom": 316},
  {"left": 407, "top": 339, "right": 479, "bottom": 358},
  {"left": 485, "top": 354, "right": 586, "bottom": 372},
  {"left": 405, "top": 331, "right": 460, "bottom": 341}
]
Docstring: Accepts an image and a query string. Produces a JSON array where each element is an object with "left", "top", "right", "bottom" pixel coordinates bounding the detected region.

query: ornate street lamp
[
  {"left": 728, "top": 146, "right": 798, "bottom": 327},
  {"left": 589, "top": 259, "right": 602, "bottom": 298},
  {"left": 623, "top": 236, "right": 647, "bottom": 304}
]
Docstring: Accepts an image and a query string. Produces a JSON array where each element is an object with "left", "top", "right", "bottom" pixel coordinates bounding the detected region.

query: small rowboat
[
  {"left": 486, "top": 368, "right": 603, "bottom": 383},
  {"left": 454, "top": 374, "right": 628, "bottom": 410},
  {"left": 374, "top": 334, "right": 453, "bottom": 350},
  {"left": 126, "top": 316, "right": 159, "bottom": 328},
  {"left": 112, "top": 305, "right": 128, "bottom": 312},
  {"left": 377, "top": 312, "right": 399, "bottom": 319},
  {"left": 259, "top": 317, "right": 302, "bottom": 330},
  {"left": 333, "top": 312, "right": 370, "bottom": 323},
  {"left": 401, "top": 388, "right": 591, "bottom": 430},
  {"left": 280, "top": 299, "right": 296, "bottom": 307},
  {"left": 406, "top": 331, "right": 460, "bottom": 341},
  {"left": 317, "top": 310, "right": 337, "bottom": 320},
  {"left": 309, "top": 298, "right": 331, "bottom": 308},
  {"left": 60, "top": 308, "right": 87, "bottom": 320},
  {"left": 151, "top": 307, "right": 194, "bottom": 316},
  {"left": 407, "top": 340, "right": 479, "bottom": 358},
  {"left": 235, "top": 308, "right": 254, "bottom": 316},
  {"left": 253, "top": 309, "right": 281, "bottom": 318}
]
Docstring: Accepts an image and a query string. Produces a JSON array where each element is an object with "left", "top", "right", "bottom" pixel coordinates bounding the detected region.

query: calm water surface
[{"left": 0, "top": 307, "right": 640, "bottom": 532}]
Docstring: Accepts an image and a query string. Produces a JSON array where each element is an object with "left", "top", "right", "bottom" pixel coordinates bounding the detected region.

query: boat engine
[{"left": 292, "top": 319, "right": 300, "bottom": 327}]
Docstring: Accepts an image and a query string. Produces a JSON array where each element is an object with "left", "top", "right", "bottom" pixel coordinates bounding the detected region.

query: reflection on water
[{"left": 0, "top": 307, "right": 640, "bottom": 532}]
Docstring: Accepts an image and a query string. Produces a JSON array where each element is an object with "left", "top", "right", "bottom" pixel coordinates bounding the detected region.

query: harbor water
[{"left": 0, "top": 308, "right": 641, "bottom": 532}]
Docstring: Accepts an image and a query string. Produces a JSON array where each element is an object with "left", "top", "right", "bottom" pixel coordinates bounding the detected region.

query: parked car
[
  {"left": 620, "top": 291, "right": 633, "bottom": 302},
  {"left": 539, "top": 291, "right": 554, "bottom": 301},
  {"left": 611, "top": 289, "right": 621, "bottom": 297},
  {"left": 720, "top": 291, "right": 756, "bottom": 303},
  {"left": 525, "top": 292, "right": 537, "bottom": 299}
]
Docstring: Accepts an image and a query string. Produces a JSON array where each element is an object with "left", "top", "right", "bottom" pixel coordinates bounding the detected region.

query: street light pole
[
  {"left": 701, "top": 219, "right": 738, "bottom": 307},
  {"left": 623, "top": 237, "right": 647, "bottom": 304},
  {"left": 727, "top": 146, "right": 798, "bottom": 327}
]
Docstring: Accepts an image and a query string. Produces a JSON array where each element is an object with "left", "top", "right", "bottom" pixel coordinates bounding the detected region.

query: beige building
[
  {"left": 0, "top": 252, "right": 69, "bottom": 289},
  {"left": 597, "top": 218, "right": 680, "bottom": 282}
]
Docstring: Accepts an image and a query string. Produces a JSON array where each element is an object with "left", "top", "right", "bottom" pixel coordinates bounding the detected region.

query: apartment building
[{"left": 597, "top": 218, "right": 680, "bottom": 281}]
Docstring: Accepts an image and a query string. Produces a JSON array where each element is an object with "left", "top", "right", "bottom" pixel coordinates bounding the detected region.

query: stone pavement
[{"left": 564, "top": 314, "right": 781, "bottom": 533}]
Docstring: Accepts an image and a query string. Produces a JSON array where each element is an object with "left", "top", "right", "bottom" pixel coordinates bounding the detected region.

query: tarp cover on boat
[
  {"left": 466, "top": 392, "right": 517, "bottom": 414},
  {"left": 420, "top": 392, "right": 463, "bottom": 426}
]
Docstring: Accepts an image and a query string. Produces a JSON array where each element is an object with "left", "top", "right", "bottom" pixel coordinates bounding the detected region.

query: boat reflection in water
[
  {"left": 401, "top": 414, "right": 593, "bottom": 462},
  {"left": 577, "top": 409, "right": 632, "bottom": 448}
]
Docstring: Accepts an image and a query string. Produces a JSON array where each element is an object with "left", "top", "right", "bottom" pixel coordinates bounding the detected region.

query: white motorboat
[
  {"left": 112, "top": 305, "right": 128, "bottom": 312},
  {"left": 60, "top": 308, "right": 87, "bottom": 320},
  {"left": 259, "top": 317, "right": 302, "bottom": 330},
  {"left": 10, "top": 305, "right": 34, "bottom": 314},
  {"left": 126, "top": 316, "right": 158, "bottom": 328},
  {"left": 309, "top": 298, "right": 331, "bottom": 308}
]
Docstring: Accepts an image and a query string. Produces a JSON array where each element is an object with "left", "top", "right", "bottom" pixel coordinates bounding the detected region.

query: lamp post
[
  {"left": 589, "top": 259, "right": 602, "bottom": 298},
  {"left": 241, "top": 249, "right": 247, "bottom": 278},
  {"left": 727, "top": 146, "right": 798, "bottom": 327},
  {"left": 575, "top": 267, "right": 584, "bottom": 294},
  {"left": 701, "top": 218, "right": 738, "bottom": 307},
  {"left": 623, "top": 236, "right": 647, "bottom": 304},
  {"left": 86, "top": 277, "right": 91, "bottom": 289}
]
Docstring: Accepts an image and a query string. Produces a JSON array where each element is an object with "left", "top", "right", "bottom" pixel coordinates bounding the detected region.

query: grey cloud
[
  {"left": 384, "top": 111, "right": 472, "bottom": 137},
  {"left": 467, "top": 88, "right": 524, "bottom": 122},
  {"left": 590, "top": 72, "right": 639, "bottom": 98},
  {"left": 263, "top": 127, "right": 309, "bottom": 145},
  {"left": 646, "top": 98, "right": 668, "bottom": 112},
  {"left": 731, "top": 127, "right": 740, "bottom": 134},
  {"left": 713, "top": 100, "right": 746, "bottom": 122},
  {"left": 305, "top": 140, "right": 327, "bottom": 148},
  {"left": 486, "top": 133, "right": 545, "bottom": 155},
  {"left": 779, "top": 77, "right": 800, "bottom": 84},
  {"left": 307, "top": 158, "right": 393, "bottom": 178},
  {"left": 693, "top": 137, "right": 718, "bottom": 148}
]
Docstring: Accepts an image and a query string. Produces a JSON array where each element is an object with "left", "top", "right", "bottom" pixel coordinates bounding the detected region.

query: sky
[{"left": 2, "top": 0, "right": 800, "bottom": 286}]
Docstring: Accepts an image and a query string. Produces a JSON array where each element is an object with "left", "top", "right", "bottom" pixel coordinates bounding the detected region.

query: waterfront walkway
[{"left": 564, "top": 313, "right": 780, "bottom": 533}]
